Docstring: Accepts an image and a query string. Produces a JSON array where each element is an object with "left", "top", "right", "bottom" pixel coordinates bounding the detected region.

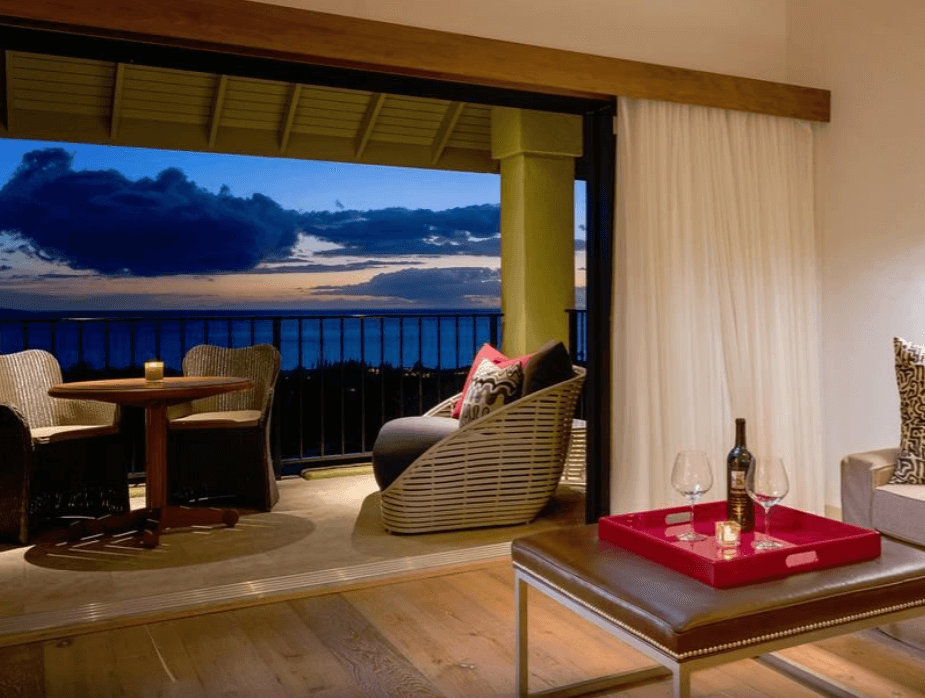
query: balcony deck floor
[{"left": 0, "top": 472, "right": 585, "bottom": 644}]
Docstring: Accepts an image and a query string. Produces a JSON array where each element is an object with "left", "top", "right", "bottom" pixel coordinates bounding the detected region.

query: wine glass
[
  {"left": 746, "top": 455, "right": 790, "bottom": 550},
  {"left": 670, "top": 450, "right": 713, "bottom": 541}
]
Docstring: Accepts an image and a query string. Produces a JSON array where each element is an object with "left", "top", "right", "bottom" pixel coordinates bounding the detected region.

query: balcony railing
[
  {"left": 1, "top": 309, "right": 587, "bottom": 477},
  {"left": 0, "top": 312, "right": 501, "bottom": 476}
]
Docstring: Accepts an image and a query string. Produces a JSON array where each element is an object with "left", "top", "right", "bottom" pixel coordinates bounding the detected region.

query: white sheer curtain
[{"left": 613, "top": 97, "right": 824, "bottom": 515}]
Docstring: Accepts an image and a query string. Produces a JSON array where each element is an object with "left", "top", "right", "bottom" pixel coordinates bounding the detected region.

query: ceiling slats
[
  {"left": 8, "top": 51, "right": 113, "bottom": 117},
  {"left": 0, "top": 50, "right": 497, "bottom": 173}
]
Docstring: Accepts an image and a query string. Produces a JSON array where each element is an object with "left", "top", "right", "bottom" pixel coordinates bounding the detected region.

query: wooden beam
[
  {"left": 431, "top": 101, "right": 464, "bottom": 165},
  {"left": 279, "top": 83, "right": 300, "bottom": 154},
  {"left": 354, "top": 92, "right": 384, "bottom": 159},
  {"left": 109, "top": 62, "right": 124, "bottom": 139},
  {"left": 0, "top": 0, "right": 831, "bottom": 122},
  {"left": 208, "top": 73, "right": 227, "bottom": 148}
]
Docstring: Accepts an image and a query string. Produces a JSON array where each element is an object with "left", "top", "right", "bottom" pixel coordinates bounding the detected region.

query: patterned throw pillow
[
  {"left": 451, "top": 343, "right": 532, "bottom": 418},
  {"left": 458, "top": 359, "right": 523, "bottom": 427},
  {"left": 891, "top": 337, "right": 925, "bottom": 484}
]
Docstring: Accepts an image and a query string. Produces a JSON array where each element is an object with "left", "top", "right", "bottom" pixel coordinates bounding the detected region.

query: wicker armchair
[
  {"left": 378, "top": 366, "right": 586, "bottom": 534},
  {"left": 167, "top": 344, "right": 280, "bottom": 511},
  {"left": 0, "top": 349, "right": 129, "bottom": 544}
]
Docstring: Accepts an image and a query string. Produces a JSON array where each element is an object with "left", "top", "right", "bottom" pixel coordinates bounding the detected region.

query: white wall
[
  {"left": 249, "top": 0, "right": 921, "bottom": 513},
  {"left": 786, "top": 0, "right": 925, "bottom": 512},
  {"left": 247, "top": 0, "right": 789, "bottom": 82}
]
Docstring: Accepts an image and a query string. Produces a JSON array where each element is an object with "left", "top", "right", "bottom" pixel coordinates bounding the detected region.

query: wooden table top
[{"left": 48, "top": 376, "right": 254, "bottom": 407}]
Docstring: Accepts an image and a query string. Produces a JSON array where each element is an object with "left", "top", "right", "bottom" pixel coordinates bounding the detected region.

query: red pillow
[{"left": 451, "top": 344, "right": 532, "bottom": 418}]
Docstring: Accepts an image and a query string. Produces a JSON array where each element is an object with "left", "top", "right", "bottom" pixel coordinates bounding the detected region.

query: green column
[{"left": 491, "top": 107, "right": 582, "bottom": 356}]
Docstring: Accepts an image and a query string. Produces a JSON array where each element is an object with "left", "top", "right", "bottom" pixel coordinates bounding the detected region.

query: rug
[{"left": 22, "top": 513, "right": 316, "bottom": 573}]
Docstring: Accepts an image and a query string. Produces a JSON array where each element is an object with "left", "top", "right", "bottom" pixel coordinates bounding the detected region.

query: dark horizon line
[{"left": 0, "top": 306, "right": 516, "bottom": 319}]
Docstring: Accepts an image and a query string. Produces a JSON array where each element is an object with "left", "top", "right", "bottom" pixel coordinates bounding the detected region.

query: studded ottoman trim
[{"left": 513, "top": 561, "right": 925, "bottom": 660}]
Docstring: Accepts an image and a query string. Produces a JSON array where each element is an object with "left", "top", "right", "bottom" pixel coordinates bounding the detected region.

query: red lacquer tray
[{"left": 598, "top": 500, "right": 881, "bottom": 588}]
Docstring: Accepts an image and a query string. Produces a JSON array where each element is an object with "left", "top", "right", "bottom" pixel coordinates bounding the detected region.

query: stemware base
[
  {"left": 676, "top": 531, "right": 707, "bottom": 542},
  {"left": 752, "top": 537, "right": 785, "bottom": 550}
]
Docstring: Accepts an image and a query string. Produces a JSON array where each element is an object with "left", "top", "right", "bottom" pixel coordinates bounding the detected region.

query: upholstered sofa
[{"left": 841, "top": 447, "right": 925, "bottom": 647}]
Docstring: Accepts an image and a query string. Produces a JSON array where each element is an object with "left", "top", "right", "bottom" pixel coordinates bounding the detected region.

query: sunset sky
[{"left": 0, "top": 140, "right": 586, "bottom": 312}]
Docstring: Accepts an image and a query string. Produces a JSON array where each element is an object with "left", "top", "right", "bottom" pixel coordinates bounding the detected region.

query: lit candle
[
  {"left": 715, "top": 520, "right": 741, "bottom": 547},
  {"left": 144, "top": 360, "right": 164, "bottom": 382}
]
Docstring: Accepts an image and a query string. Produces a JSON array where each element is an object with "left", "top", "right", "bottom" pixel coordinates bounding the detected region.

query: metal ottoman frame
[{"left": 513, "top": 528, "right": 925, "bottom": 698}]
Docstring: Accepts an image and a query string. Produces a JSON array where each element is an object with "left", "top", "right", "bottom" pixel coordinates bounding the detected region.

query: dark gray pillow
[
  {"left": 372, "top": 416, "right": 459, "bottom": 490},
  {"left": 522, "top": 340, "right": 574, "bottom": 395}
]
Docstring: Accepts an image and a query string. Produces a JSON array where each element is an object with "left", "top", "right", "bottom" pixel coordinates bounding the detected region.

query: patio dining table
[{"left": 49, "top": 375, "right": 254, "bottom": 548}]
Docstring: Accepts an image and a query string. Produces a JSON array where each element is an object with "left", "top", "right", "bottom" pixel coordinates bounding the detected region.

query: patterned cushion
[
  {"left": 451, "top": 344, "right": 531, "bottom": 418},
  {"left": 458, "top": 359, "right": 523, "bottom": 427},
  {"left": 891, "top": 337, "right": 925, "bottom": 484}
]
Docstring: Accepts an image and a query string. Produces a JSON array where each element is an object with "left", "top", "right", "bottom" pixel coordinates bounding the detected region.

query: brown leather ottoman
[{"left": 512, "top": 524, "right": 925, "bottom": 698}]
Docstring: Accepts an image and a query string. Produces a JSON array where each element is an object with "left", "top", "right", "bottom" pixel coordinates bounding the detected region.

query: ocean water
[{"left": 0, "top": 310, "right": 505, "bottom": 372}]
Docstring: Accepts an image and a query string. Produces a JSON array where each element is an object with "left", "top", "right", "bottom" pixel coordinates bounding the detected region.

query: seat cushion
[
  {"left": 30, "top": 423, "right": 118, "bottom": 444},
  {"left": 169, "top": 410, "right": 262, "bottom": 430},
  {"left": 873, "top": 484, "right": 925, "bottom": 545},
  {"left": 372, "top": 416, "right": 459, "bottom": 490}
]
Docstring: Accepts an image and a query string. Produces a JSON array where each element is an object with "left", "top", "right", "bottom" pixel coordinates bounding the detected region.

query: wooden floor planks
[
  {"left": 0, "top": 644, "right": 43, "bottom": 698},
  {"left": 291, "top": 594, "right": 442, "bottom": 698},
  {"left": 1, "top": 559, "right": 925, "bottom": 697}
]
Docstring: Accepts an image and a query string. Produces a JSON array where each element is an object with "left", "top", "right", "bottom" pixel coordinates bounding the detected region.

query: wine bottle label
[{"left": 729, "top": 471, "right": 745, "bottom": 489}]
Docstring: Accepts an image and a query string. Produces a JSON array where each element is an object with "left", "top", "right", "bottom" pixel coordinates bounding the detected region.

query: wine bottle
[{"left": 726, "top": 418, "right": 755, "bottom": 532}]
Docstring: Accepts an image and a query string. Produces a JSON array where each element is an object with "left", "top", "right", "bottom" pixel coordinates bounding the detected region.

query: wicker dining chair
[
  {"left": 0, "top": 349, "right": 129, "bottom": 544},
  {"left": 377, "top": 366, "right": 586, "bottom": 534},
  {"left": 167, "top": 343, "right": 281, "bottom": 511}
]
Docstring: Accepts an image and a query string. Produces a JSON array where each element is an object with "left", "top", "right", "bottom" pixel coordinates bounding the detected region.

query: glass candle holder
[
  {"left": 144, "top": 360, "right": 164, "bottom": 382},
  {"left": 715, "top": 520, "right": 741, "bottom": 547}
]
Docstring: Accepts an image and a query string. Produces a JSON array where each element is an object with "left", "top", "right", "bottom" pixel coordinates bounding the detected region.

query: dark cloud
[
  {"left": 302, "top": 206, "right": 501, "bottom": 257},
  {"left": 315, "top": 267, "right": 501, "bottom": 307},
  {"left": 0, "top": 148, "right": 590, "bottom": 280},
  {"left": 250, "top": 260, "right": 422, "bottom": 274},
  {"left": 0, "top": 148, "right": 302, "bottom": 277}
]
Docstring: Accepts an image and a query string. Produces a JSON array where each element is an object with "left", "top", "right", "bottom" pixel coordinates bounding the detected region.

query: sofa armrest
[
  {"left": 841, "top": 448, "right": 899, "bottom": 529},
  {"left": 423, "top": 393, "right": 461, "bottom": 418}
]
